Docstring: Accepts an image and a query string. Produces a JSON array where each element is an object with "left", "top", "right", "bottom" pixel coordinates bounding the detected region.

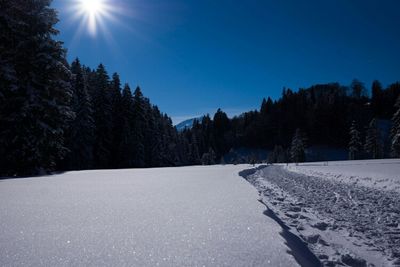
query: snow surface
[
  {"left": 284, "top": 159, "right": 400, "bottom": 193},
  {"left": 0, "top": 165, "right": 300, "bottom": 267},
  {"left": 242, "top": 161, "right": 400, "bottom": 267}
]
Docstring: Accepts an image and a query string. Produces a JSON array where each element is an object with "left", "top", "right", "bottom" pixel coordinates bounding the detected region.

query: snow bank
[{"left": 0, "top": 165, "right": 299, "bottom": 266}]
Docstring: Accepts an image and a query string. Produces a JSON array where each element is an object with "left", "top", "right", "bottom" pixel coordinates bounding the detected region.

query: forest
[
  {"left": 1, "top": 0, "right": 400, "bottom": 176},
  {"left": 184, "top": 80, "right": 400, "bottom": 164}
]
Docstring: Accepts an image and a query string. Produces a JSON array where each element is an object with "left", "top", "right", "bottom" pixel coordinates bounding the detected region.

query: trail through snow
[{"left": 242, "top": 163, "right": 400, "bottom": 267}]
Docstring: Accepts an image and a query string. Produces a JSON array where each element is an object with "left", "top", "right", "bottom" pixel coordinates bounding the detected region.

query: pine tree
[
  {"left": 0, "top": 0, "right": 73, "bottom": 175},
  {"left": 364, "top": 118, "right": 383, "bottom": 159},
  {"left": 164, "top": 115, "right": 181, "bottom": 166},
  {"left": 132, "top": 86, "right": 146, "bottom": 167},
  {"left": 350, "top": 79, "right": 367, "bottom": 99},
  {"left": 91, "top": 64, "right": 113, "bottom": 168},
  {"left": 118, "top": 84, "right": 136, "bottom": 167},
  {"left": 390, "top": 96, "right": 400, "bottom": 157},
  {"left": 190, "top": 133, "right": 201, "bottom": 164},
  {"left": 201, "top": 147, "right": 216, "bottom": 165},
  {"left": 348, "top": 121, "right": 361, "bottom": 160},
  {"left": 290, "top": 129, "right": 306, "bottom": 164},
  {"left": 146, "top": 106, "right": 163, "bottom": 167},
  {"left": 64, "top": 58, "right": 95, "bottom": 170},
  {"left": 109, "top": 73, "right": 123, "bottom": 168},
  {"left": 371, "top": 80, "right": 383, "bottom": 116},
  {"left": 213, "top": 108, "right": 230, "bottom": 156}
]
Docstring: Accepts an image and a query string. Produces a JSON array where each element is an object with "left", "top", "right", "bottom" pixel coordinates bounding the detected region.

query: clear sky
[{"left": 52, "top": 0, "right": 400, "bottom": 124}]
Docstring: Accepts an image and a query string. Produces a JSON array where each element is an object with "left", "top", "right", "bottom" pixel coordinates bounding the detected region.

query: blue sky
[{"left": 53, "top": 0, "right": 400, "bottom": 124}]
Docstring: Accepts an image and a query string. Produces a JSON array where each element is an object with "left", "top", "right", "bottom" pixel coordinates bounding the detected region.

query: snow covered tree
[
  {"left": 364, "top": 118, "right": 383, "bottom": 159},
  {"left": 0, "top": 0, "right": 73, "bottom": 175},
  {"left": 348, "top": 121, "right": 362, "bottom": 160},
  {"left": 290, "top": 129, "right": 306, "bottom": 164},
  {"left": 64, "top": 59, "right": 95, "bottom": 170},
  {"left": 201, "top": 148, "right": 216, "bottom": 165},
  {"left": 390, "top": 96, "right": 400, "bottom": 157}
]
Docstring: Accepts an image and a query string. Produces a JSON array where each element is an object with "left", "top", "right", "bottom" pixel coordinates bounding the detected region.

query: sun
[
  {"left": 79, "top": 0, "right": 104, "bottom": 16},
  {"left": 67, "top": 0, "right": 132, "bottom": 41},
  {"left": 70, "top": 0, "right": 115, "bottom": 37},
  {"left": 77, "top": 0, "right": 107, "bottom": 35}
]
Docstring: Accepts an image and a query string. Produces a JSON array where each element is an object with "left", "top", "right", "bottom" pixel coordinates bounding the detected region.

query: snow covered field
[
  {"left": 0, "top": 165, "right": 302, "bottom": 267},
  {"left": 285, "top": 159, "right": 400, "bottom": 193},
  {"left": 242, "top": 160, "right": 400, "bottom": 267}
]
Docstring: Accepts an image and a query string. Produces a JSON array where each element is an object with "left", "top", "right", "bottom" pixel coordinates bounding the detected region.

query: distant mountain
[{"left": 175, "top": 117, "right": 203, "bottom": 131}]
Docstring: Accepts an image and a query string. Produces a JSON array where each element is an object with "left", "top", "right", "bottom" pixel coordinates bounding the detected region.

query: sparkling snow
[{"left": 0, "top": 165, "right": 299, "bottom": 266}]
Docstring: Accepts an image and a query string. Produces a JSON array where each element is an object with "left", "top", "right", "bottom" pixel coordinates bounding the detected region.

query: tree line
[
  {"left": 183, "top": 80, "right": 400, "bottom": 164},
  {"left": 1, "top": 0, "right": 400, "bottom": 176}
]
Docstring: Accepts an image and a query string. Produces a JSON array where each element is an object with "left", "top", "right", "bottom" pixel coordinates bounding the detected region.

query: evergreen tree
[
  {"left": 109, "top": 73, "right": 123, "bottom": 168},
  {"left": 290, "top": 129, "right": 306, "bottom": 163},
  {"left": 91, "top": 64, "right": 113, "bottom": 168},
  {"left": 259, "top": 97, "right": 274, "bottom": 147},
  {"left": 64, "top": 59, "right": 95, "bottom": 170},
  {"left": 118, "top": 84, "right": 136, "bottom": 167},
  {"left": 201, "top": 148, "right": 216, "bottom": 165},
  {"left": 132, "top": 86, "right": 146, "bottom": 167},
  {"left": 348, "top": 121, "right": 361, "bottom": 160},
  {"left": 190, "top": 133, "right": 201, "bottom": 164},
  {"left": 364, "top": 118, "right": 383, "bottom": 159},
  {"left": 147, "top": 106, "right": 163, "bottom": 167},
  {"left": 390, "top": 96, "right": 400, "bottom": 157},
  {"left": 249, "top": 152, "right": 258, "bottom": 165},
  {"left": 371, "top": 80, "right": 383, "bottom": 116},
  {"left": 260, "top": 98, "right": 273, "bottom": 115},
  {"left": 350, "top": 79, "right": 367, "bottom": 99},
  {"left": 213, "top": 108, "right": 230, "bottom": 156},
  {"left": 0, "top": 0, "right": 73, "bottom": 175}
]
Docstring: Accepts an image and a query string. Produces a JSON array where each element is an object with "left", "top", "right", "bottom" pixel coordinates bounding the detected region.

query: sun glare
[
  {"left": 80, "top": 0, "right": 104, "bottom": 15},
  {"left": 70, "top": 0, "right": 120, "bottom": 37},
  {"left": 68, "top": 0, "right": 134, "bottom": 45}
]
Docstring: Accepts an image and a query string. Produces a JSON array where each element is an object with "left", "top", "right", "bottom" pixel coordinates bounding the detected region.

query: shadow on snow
[{"left": 240, "top": 166, "right": 321, "bottom": 267}]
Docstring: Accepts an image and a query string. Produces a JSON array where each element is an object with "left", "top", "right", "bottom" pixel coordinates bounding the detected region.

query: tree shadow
[{"left": 239, "top": 166, "right": 321, "bottom": 267}]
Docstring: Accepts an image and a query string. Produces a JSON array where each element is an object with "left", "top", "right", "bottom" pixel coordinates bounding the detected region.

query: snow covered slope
[
  {"left": 175, "top": 117, "right": 203, "bottom": 131},
  {"left": 0, "top": 165, "right": 301, "bottom": 267}
]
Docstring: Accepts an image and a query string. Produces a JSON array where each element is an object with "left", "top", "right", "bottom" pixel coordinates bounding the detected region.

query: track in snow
[{"left": 241, "top": 165, "right": 400, "bottom": 267}]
